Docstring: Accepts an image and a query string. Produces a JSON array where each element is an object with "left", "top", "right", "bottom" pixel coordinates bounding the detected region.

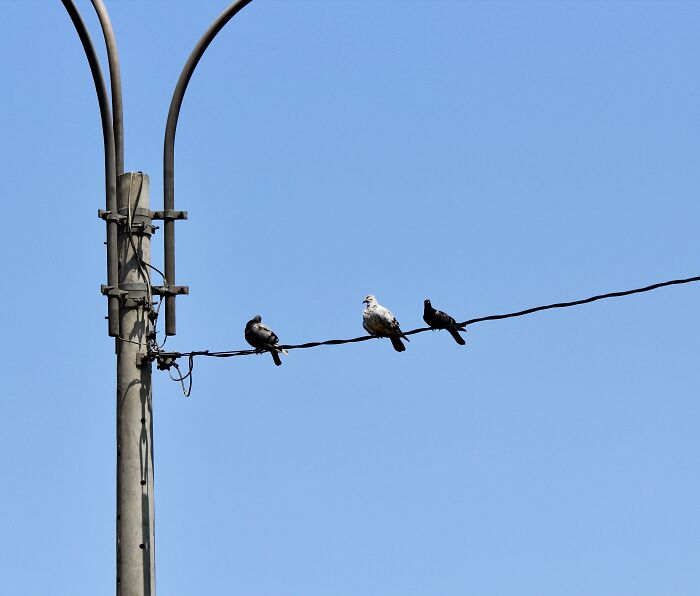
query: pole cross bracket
[
  {"left": 152, "top": 285, "right": 189, "bottom": 296},
  {"left": 151, "top": 210, "right": 188, "bottom": 221},
  {"left": 119, "top": 221, "right": 159, "bottom": 235},
  {"left": 97, "top": 209, "right": 127, "bottom": 223},
  {"left": 105, "top": 207, "right": 159, "bottom": 235},
  {"left": 102, "top": 283, "right": 152, "bottom": 309},
  {"left": 101, "top": 284, "right": 128, "bottom": 298}
]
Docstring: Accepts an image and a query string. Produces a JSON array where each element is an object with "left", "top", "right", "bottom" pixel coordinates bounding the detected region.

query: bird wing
[
  {"left": 362, "top": 310, "right": 374, "bottom": 335},
  {"left": 363, "top": 306, "right": 385, "bottom": 336},
  {"left": 257, "top": 322, "right": 279, "bottom": 345},
  {"left": 434, "top": 309, "right": 456, "bottom": 326},
  {"left": 376, "top": 305, "right": 403, "bottom": 334},
  {"left": 425, "top": 305, "right": 458, "bottom": 328}
]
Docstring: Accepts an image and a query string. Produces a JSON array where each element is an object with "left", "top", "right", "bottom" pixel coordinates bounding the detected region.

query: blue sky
[{"left": 2, "top": 1, "right": 700, "bottom": 594}]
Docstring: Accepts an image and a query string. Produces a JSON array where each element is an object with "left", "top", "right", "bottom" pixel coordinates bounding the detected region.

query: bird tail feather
[
  {"left": 448, "top": 328, "right": 466, "bottom": 345},
  {"left": 390, "top": 335, "right": 406, "bottom": 352},
  {"left": 271, "top": 350, "right": 282, "bottom": 366}
]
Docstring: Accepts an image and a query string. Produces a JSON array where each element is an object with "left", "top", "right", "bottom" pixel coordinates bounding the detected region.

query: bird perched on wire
[
  {"left": 362, "top": 294, "right": 409, "bottom": 352},
  {"left": 423, "top": 299, "right": 466, "bottom": 345},
  {"left": 244, "top": 315, "right": 288, "bottom": 366}
]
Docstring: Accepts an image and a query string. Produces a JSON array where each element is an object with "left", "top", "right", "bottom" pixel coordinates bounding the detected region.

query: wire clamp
[{"left": 156, "top": 354, "right": 178, "bottom": 371}]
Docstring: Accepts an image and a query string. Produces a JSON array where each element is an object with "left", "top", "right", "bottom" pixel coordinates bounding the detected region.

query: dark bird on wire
[
  {"left": 244, "top": 315, "right": 288, "bottom": 366},
  {"left": 423, "top": 299, "right": 466, "bottom": 345},
  {"left": 362, "top": 294, "right": 410, "bottom": 352}
]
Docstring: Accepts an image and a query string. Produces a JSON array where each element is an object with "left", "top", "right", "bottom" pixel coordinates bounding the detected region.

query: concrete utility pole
[
  {"left": 61, "top": 1, "right": 250, "bottom": 593},
  {"left": 116, "top": 173, "right": 156, "bottom": 595}
]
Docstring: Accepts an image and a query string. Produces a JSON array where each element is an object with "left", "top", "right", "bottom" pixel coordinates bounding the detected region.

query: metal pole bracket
[
  {"left": 122, "top": 221, "right": 159, "bottom": 235},
  {"left": 109, "top": 207, "right": 159, "bottom": 235},
  {"left": 152, "top": 285, "right": 189, "bottom": 296},
  {"left": 152, "top": 210, "right": 188, "bottom": 221},
  {"left": 98, "top": 209, "right": 127, "bottom": 223},
  {"left": 101, "top": 284, "right": 128, "bottom": 299}
]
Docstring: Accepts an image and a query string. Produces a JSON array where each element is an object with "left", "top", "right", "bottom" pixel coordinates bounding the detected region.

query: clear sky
[{"left": 1, "top": 1, "right": 699, "bottom": 594}]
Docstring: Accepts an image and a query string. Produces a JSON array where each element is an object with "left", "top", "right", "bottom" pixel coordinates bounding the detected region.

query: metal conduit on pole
[
  {"left": 60, "top": 0, "right": 119, "bottom": 337},
  {"left": 90, "top": 0, "right": 125, "bottom": 175},
  {"left": 61, "top": 4, "right": 158, "bottom": 595},
  {"left": 162, "top": 0, "right": 254, "bottom": 335},
  {"left": 60, "top": 1, "right": 255, "bottom": 592}
]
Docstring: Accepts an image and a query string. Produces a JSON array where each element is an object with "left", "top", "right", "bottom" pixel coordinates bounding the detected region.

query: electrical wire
[
  {"left": 154, "top": 273, "right": 700, "bottom": 397},
  {"left": 123, "top": 172, "right": 173, "bottom": 353},
  {"left": 126, "top": 173, "right": 153, "bottom": 307},
  {"left": 458, "top": 274, "right": 700, "bottom": 327},
  {"left": 101, "top": 171, "right": 168, "bottom": 359},
  {"left": 117, "top": 336, "right": 147, "bottom": 347},
  {"left": 168, "top": 355, "right": 194, "bottom": 397}
]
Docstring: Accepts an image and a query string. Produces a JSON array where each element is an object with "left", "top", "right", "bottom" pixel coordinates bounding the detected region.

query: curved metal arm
[
  {"left": 90, "top": 0, "right": 124, "bottom": 175},
  {"left": 60, "top": 0, "right": 119, "bottom": 337},
  {"left": 163, "top": 0, "right": 254, "bottom": 336}
]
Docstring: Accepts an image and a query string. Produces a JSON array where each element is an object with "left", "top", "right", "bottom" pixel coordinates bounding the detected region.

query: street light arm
[
  {"left": 59, "top": 0, "right": 119, "bottom": 337},
  {"left": 90, "top": 0, "right": 125, "bottom": 176},
  {"left": 162, "top": 0, "right": 254, "bottom": 336}
]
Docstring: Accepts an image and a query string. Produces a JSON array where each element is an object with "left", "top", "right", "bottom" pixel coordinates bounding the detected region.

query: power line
[
  {"left": 459, "top": 274, "right": 700, "bottom": 326},
  {"left": 154, "top": 274, "right": 700, "bottom": 396}
]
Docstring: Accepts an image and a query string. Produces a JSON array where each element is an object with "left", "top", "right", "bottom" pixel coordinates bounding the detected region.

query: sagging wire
[
  {"left": 167, "top": 354, "right": 194, "bottom": 398},
  {"left": 153, "top": 273, "right": 700, "bottom": 397}
]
